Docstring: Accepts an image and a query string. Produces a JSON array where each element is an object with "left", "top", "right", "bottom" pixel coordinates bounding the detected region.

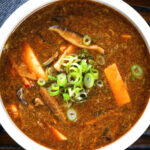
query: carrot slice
[
  {"left": 47, "top": 124, "right": 67, "bottom": 141},
  {"left": 54, "top": 45, "right": 75, "bottom": 71},
  {"left": 121, "top": 34, "right": 132, "bottom": 40},
  {"left": 104, "top": 63, "right": 131, "bottom": 106},
  {"left": 22, "top": 42, "right": 47, "bottom": 80}
]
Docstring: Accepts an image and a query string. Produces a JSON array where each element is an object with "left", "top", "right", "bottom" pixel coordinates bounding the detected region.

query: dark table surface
[{"left": 0, "top": 0, "right": 150, "bottom": 150}]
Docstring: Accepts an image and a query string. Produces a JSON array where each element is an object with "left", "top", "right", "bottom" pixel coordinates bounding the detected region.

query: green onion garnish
[
  {"left": 67, "top": 108, "right": 77, "bottom": 121},
  {"left": 37, "top": 78, "right": 46, "bottom": 86},
  {"left": 68, "top": 72, "right": 80, "bottom": 85},
  {"left": 57, "top": 73, "right": 67, "bottom": 87},
  {"left": 48, "top": 75, "right": 57, "bottom": 81},
  {"left": 49, "top": 89, "right": 60, "bottom": 96},
  {"left": 63, "top": 93, "right": 70, "bottom": 101},
  {"left": 51, "top": 83, "right": 59, "bottom": 90},
  {"left": 83, "top": 35, "right": 91, "bottom": 46},
  {"left": 84, "top": 73, "right": 94, "bottom": 88},
  {"left": 37, "top": 51, "right": 102, "bottom": 104},
  {"left": 131, "top": 64, "right": 143, "bottom": 79},
  {"left": 97, "top": 55, "right": 105, "bottom": 66},
  {"left": 90, "top": 68, "right": 99, "bottom": 80}
]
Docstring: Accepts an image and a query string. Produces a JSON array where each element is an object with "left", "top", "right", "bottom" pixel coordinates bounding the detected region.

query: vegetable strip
[{"left": 104, "top": 63, "right": 131, "bottom": 106}]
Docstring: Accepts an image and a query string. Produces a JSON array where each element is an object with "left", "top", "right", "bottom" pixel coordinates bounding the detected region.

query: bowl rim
[{"left": 0, "top": 0, "right": 150, "bottom": 150}]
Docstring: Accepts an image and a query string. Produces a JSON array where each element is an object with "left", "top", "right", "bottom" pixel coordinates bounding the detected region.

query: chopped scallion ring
[
  {"left": 67, "top": 108, "right": 77, "bottom": 121},
  {"left": 84, "top": 73, "right": 94, "bottom": 88},
  {"left": 68, "top": 72, "right": 80, "bottom": 85},
  {"left": 90, "top": 68, "right": 99, "bottom": 80},
  {"left": 51, "top": 83, "right": 59, "bottom": 90},
  {"left": 49, "top": 89, "right": 60, "bottom": 96},
  {"left": 96, "top": 80, "right": 104, "bottom": 88},
  {"left": 57, "top": 73, "right": 67, "bottom": 87},
  {"left": 131, "top": 64, "right": 143, "bottom": 79},
  {"left": 37, "top": 78, "right": 46, "bottom": 86},
  {"left": 83, "top": 35, "right": 91, "bottom": 46},
  {"left": 97, "top": 55, "right": 105, "bottom": 65}
]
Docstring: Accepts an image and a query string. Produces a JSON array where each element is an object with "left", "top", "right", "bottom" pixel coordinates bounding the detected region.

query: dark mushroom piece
[{"left": 17, "top": 88, "right": 28, "bottom": 105}]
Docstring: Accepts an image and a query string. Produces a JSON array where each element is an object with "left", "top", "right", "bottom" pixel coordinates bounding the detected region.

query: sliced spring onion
[
  {"left": 97, "top": 55, "right": 105, "bottom": 65},
  {"left": 48, "top": 75, "right": 57, "bottom": 81},
  {"left": 88, "top": 59, "right": 95, "bottom": 65},
  {"left": 68, "top": 72, "right": 80, "bottom": 85},
  {"left": 67, "top": 108, "right": 77, "bottom": 121},
  {"left": 84, "top": 73, "right": 94, "bottom": 88},
  {"left": 80, "top": 59, "right": 88, "bottom": 73},
  {"left": 96, "top": 80, "right": 104, "bottom": 88},
  {"left": 51, "top": 83, "right": 59, "bottom": 90},
  {"left": 90, "top": 68, "right": 99, "bottom": 80},
  {"left": 49, "top": 89, "right": 60, "bottom": 96},
  {"left": 70, "top": 63, "right": 82, "bottom": 72},
  {"left": 76, "top": 91, "right": 87, "bottom": 101},
  {"left": 63, "top": 93, "right": 70, "bottom": 101},
  {"left": 131, "top": 64, "right": 143, "bottom": 79},
  {"left": 62, "top": 55, "right": 76, "bottom": 67},
  {"left": 37, "top": 78, "right": 46, "bottom": 86},
  {"left": 57, "top": 73, "right": 67, "bottom": 87},
  {"left": 68, "top": 88, "right": 75, "bottom": 97},
  {"left": 83, "top": 35, "right": 91, "bottom": 46}
]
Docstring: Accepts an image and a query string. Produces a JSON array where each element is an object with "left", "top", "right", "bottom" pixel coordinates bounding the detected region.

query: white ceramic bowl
[{"left": 0, "top": 0, "right": 150, "bottom": 150}]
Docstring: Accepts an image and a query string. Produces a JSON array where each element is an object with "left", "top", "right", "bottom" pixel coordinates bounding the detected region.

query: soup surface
[{"left": 0, "top": 0, "right": 150, "bottom": 150}]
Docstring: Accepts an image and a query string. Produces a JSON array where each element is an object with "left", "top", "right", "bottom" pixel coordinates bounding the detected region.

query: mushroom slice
[
  {"left": 49, "top": 25, "right": 104, "bottom": 54},
  {"left": 17, "top": 88, "right": 28, "bottom": 105}
]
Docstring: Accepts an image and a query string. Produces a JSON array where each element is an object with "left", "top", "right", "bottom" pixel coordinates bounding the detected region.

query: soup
[{"left": 0, "top": 0, "right": 150, "bottom": 150}]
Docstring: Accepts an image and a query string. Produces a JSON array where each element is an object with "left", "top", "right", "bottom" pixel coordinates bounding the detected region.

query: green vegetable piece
[
  {"left": 90, "top": 68, "right": 99, "bottom": 80},
  {"left": 67, "top": 108, "right": 77, "bottom": 121},
  {"left": 37, "top": 78, "right": 46, "bottom": 86},
  {"left": 83, "top": 35, "right": 92, "bottom": 46},
  {"left": 68, "top": 88, "right": 75, "bottom": 97},
  {"left": 68, "top": 72, "right": 80, "bottom": 85},
  {"left": 80, "top": 59, "right": 88, "bottom": 73},
  {"left": 84, "top": 73, "right": 94, "bottom": 88},
  {"left": 48, "top": 75, "right": 57, "bottom": 81},
  {"left": 57, "top": 73, "right": 67, "bottom": 87},
  {"left": 63, "top": 93, "right": 70, "bottom": 101},
  {"left": 49, "top": 89, "right": 60, "bottom": 96},
  {"left": 96, "top": 80, "right": 104, "bottom": 88},
  {"left": 97, "top": 55, "right": 105, "bottom": 65},
  {"left": 131, "top": 64, "right": 143, "bottom": 79},
  {"left": 51, "top": 83, "right": 59, "bottom": 90}
]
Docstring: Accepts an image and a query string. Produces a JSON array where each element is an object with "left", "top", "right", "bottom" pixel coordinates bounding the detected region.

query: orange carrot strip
[
  {"left": 121, "top": 34, "right": 132, "bottom": 39},
  {"left": 47, "top": 124, "right": 67, "bottom": 141},
  {"left": 22, "top": 42, "right": 47, "bottom": 80},
  {"left": 54, "top": 45, "right": 75, "bottom": 71},
  {"left": 104, "top": 63, "right": 131, "bottom": 106}
]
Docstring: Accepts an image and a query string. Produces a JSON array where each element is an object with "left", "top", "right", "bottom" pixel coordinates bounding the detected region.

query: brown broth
[{"left": 0, "top": 0, "right": 150, "bottom": 150}]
